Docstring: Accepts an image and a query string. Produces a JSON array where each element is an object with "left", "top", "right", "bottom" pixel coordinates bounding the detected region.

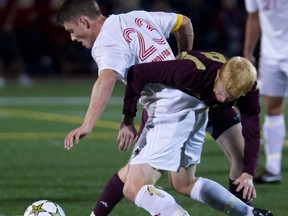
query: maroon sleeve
[
  {"left": 123, "top": 59, "right": 202, "bottom": 116},
  {"left": 236, "top": 83, "right": 261, "bottom": 176}
]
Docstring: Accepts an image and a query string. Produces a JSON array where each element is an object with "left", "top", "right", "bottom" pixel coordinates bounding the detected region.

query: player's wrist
[{"left": 122, "top": 115, "right": 134, "bottom": 125}]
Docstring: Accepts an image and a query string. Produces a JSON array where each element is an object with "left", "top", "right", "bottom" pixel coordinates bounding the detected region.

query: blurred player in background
[
  {"left": 117, "top": 50, "right": 272, "bottom": 216},
  {"left": 243, "top": 0, "right": 288, "bottom": 184},
  {"left": 0, "top": 0, "right": 33, "bottom": 87}
]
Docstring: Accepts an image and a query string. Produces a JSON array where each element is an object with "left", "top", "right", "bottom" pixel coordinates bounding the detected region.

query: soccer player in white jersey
[
  {"left": 57, "top": 0, "right": 258, "bottom": 215},
  {"left": 57, "top": 0, "right": 199, "bottom": 214},
  {"left": 244, "top": 0, "right": 288, "bottom": 183}
]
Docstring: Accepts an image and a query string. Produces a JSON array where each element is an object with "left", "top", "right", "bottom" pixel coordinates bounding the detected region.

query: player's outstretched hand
[
  {"left": 64, "top": 125, "right": 92, "bottom": 150},
  {"left": 233, "top": 172, "right": 257, "bottom": 201},
  {"left": 118, "top": 116, "right": 137, "bottom": 152}
]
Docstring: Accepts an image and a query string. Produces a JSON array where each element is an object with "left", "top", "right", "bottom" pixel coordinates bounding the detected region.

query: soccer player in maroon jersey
[{"left": 117, "top": 50, "right": 273, "bottom": 215}]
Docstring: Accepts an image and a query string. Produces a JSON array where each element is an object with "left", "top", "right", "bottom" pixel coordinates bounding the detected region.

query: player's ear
[
  {"left": 79, "top": 16, "right": 91, "bottom": 29},
  {"left": 213, "top": 69, "right": 220, "bottom": 91},
  {"left": 215, "top": 69, "right": 220, "bottom": 82}
]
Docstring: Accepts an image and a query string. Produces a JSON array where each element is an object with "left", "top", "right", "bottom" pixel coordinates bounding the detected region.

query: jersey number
[
  {"left": 180, "top": 51, "right": 226, "bottom": 70},
  {"left": 123, "top": 18, "right": 166, "bottom": 61}
]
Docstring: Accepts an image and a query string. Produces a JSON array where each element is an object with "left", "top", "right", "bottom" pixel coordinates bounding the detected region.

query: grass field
[{"left": 0, "top": 80, "right": 287, "bottom": 216}]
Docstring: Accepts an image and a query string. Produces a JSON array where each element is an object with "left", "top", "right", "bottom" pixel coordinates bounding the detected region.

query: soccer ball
[{"left": 24, "top": 200, "right": 66, "bottom": 216}]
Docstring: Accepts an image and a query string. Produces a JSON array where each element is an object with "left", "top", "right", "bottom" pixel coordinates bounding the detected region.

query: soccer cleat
[
  {"left": 254, "top": 170, "right": 282, "bottom": 184},
  {"left": 252, "top": 208, "right": 273, "bottom": 216}
]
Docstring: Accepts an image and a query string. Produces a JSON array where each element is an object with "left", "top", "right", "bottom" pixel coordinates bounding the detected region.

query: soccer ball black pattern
[{"left": 24, "top": 200, "right": 66, "bottom": 216}]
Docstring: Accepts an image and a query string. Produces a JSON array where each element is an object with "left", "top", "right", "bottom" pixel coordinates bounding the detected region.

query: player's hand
[
  {"left": 233, "top": 172, "right": 257, "bottom": 201},
  {"left": 117, "top": 117, "right": 137, "bottom": 152},
  {"left": 64, "top": 124, "right": 92, "bottom": 150}
]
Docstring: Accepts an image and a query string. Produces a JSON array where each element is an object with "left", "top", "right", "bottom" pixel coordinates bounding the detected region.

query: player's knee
[
  {"left": 171, "top": 181, "right": 195, "bottom": 196},
  {"left": 123, "top": 183, "right": 137, "bottom": 202}
]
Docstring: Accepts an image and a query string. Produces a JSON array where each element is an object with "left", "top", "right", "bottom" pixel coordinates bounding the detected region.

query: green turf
[{"left": 0, "top": 80, "right": 287, "bottom": 215}]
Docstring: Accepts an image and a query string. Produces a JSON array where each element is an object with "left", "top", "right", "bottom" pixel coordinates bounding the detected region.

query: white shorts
[
  {"left": 258, "top": 56, "right": 288, "bottom": 97},
  {"left": 129, "top": 90, "right": 208, "bottom": 172}
]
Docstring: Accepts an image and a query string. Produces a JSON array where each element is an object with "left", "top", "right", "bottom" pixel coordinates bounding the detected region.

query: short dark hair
[{"left": 56, "top": 0, "right": 102, "bottom": 25}]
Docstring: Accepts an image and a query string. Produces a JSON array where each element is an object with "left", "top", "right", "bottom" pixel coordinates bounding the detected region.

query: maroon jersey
[{"left": 124, "top": 50, "right": 260, "bottom": 176}]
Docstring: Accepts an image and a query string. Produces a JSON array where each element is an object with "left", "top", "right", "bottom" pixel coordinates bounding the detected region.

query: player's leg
[
  {"left": 169, "top": 166, "right": 273, "bottom": 216},
  {"left": 125, "top": 105, "right": 202, "bottom": 215},
  {"left": 168, "top": 108, "right": 256, "bottom": 215},
  {"left": 91, "top": 110, "right": 149, "bottom": 216},
  {"left": 206, "top": 107, "right": 254, "bottom": 203},
  {"left": 215, "top": 124, "right": 256, "bottom": 203},
  {"left": 124, "top": 163, "right": 162, "bottom": 201},
  {"left": 254, "top": 59, "right": 286, "bottom": 183},
  {"left": 91, "top": 166, "right": 127, "bottom": 216},
  {"left": 124, "top": 163, "right": 189, "bottom": 216},
  {"left": 216, "top": 123, "right": 244, "bottom": 179},
  {"left": 255, "top": 95, "right": 285, "bottom": 183}
]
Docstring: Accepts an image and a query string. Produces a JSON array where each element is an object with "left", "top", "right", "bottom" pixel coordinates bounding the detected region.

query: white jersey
[
  {"left": 244, "top": 0, "right": 288, "bottom": 60},
  {"left": 92, "top": 10, "right": 177, "bottom": 81},
  {"left": 91, "top": 11, "right": 206, "bottom": 171},
  {"left": 92, "top": 10, "right": 205, "bottom": 113}
]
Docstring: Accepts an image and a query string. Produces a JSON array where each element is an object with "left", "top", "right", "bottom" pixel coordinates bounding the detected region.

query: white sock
[
  {"left": 190, "top": 177, "right": 253, "bottom": 216},
  {"left": 263, "top": 114, "right": 285, "bottom": 174},
  {"left": 90, "top": 211, "right": 96, "bottom": 216},
  {"left": 135, "top": 185, "right": 189, "bottom": 216}
]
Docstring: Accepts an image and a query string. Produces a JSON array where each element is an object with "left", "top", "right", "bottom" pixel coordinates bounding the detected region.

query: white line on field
[{"left": 0, "top": 96, "right": 123, "bottom": 106}]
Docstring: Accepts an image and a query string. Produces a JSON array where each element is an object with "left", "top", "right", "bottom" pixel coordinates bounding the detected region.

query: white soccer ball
[{"left": 24, "top": 200, "right": 66, "bottom": 216}]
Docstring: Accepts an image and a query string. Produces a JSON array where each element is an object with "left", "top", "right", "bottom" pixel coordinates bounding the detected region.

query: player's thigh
[
  {"left": 130, "top": 109, "right": 198, "bottom": 172},
  {"left": 180, "top": 109, "right": 208, "bottom": 168},
  {"left": 264, "top": 96, "right": 285, "bottom": 115},
  {"left": 259, "top": 57, "right": 287, "bottom": 97},
  {"left": 124, "top": 164, "right": 161, "bottom": 198},
  {"left": 216, "top": 123, "right": 244, "bottom": 162},
  {"left": 207, "top": 106, "right": 243, "bottom": 161}
]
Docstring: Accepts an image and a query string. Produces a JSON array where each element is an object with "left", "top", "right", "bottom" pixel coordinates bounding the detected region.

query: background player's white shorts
[
  {"left": 258, "top": 56, "right": 288, "bottom": 97},
  {"left": 129, "top": 86, "right": 208, "bottom": 172}
]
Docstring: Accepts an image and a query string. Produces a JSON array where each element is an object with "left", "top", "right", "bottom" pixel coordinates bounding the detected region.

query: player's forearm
[
  {"left": 239, "top": 87, "right": 261, "bottom": 176},
  {"left": 243, "top": 12, "right": 261, "bottom": 58},
  {"left": 83, "top": 70, "right": 117, "bottom": 130},
  {"left": 241, "top": 114, "right": 261, "bottom": 176},
  {"left": 173, "top": 15, "right": 194, "bottom": 53}
]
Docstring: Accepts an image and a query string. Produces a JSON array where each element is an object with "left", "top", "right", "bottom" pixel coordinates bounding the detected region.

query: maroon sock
[
  {"left": 93, "top": 173, "right": 124, "bottom": 216},
  {"left": 229, "top": 178, "right": 252, "bottom": 205}
]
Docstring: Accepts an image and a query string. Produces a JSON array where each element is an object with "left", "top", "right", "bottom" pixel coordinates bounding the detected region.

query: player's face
[
  {"left": 63, "top": 20, "right": 94, "bottom": 49},
  {"left": 214, "top": 79, "right": 237, "bottom": 103}
]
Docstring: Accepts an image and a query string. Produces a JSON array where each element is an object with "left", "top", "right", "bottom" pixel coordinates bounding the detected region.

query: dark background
[{"left": 0, "top": 0, "right": 250, "bottom": 80}]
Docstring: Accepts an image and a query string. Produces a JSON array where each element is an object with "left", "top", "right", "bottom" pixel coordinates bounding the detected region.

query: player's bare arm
[
  {"left": 243, "top": 12, "right": 261, "bottom": 64},
  {"left": 118, "top": 115, "right": 137, "bottom": 152},
  {"left": 172, "top": 15, "right": 194, "bottom": 53},
  {"left": 64, "top": 69, "right": 117, "bottom": 150}
]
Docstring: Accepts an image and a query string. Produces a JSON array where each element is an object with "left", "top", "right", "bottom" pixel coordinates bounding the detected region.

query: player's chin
[{"left": 83, "top": 42, "right": 93, "bottom": 49}]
